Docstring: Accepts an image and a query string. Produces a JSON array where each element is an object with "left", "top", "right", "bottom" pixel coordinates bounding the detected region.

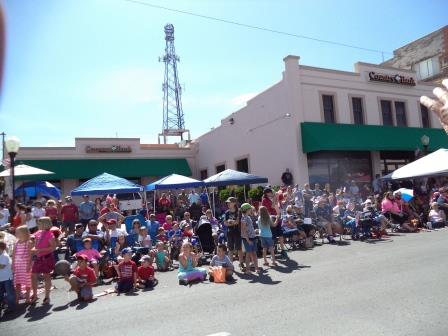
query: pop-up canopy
[
  {"left": 71, "top": 172, "right": 143, "bottom": 195},
  {"left": 204, "top": 169, "right": 268, "bottom": 187},
  {"left": 145, "top": 174, "right": 204, "bottom": 191},
  {"left": 16, "top": 181, "right": 61, "bottom": 200},
  {"left": 382, "top": 148, "right": 448, "bottom": 180}
]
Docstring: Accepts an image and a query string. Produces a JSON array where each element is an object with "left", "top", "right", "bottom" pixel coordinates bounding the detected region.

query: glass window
[
  {"left": 200, "top": 169, "right": 208, "bottom": 180},
  {"left": 322, "top": 95, "right": 336, "bottom": 124},
  {"left": 395, "top": 101, "right": 407, "bottom": 126},
  {"left": 381, "top": 100, "right": 393, "bottom": 126},
  {"left": 415, "top": 56, "right": 440, "bottom": 80},
  {"left": 420, "top": 103, "right": 430, "bottom": 128},
  {"left": 236, "top": 158, "right": 249, "bottom": 173},
  {"left": 352, "top": 97, "right": 364, "bottom": 125},
  {"left": 216, "top": 164, "right": 225, "bottom": 174}
]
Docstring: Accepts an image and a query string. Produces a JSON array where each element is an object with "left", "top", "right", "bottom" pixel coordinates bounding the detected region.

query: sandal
[
  {"left": 263, "top": 262, "right": 269, "bottom": 266},
  {"left": 29, "top": 296, "right": 38, "bottom": 305},
  {"left": 43, "top": 297, "right": 50, "bottom": 305}
]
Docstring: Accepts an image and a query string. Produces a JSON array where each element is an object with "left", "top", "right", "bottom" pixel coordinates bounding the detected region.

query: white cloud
[
  {"left": 230, "top": 92, "right": 257, "bottom": 107},
  {"left": 89, "top": 67, "right": 162, "bottom": 105}
]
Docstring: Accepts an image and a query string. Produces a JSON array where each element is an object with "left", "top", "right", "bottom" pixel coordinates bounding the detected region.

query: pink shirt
[
  {"left": 381, "top": 199, "right": 400, "bottom": 214},
  {"left": 33, "top": 230, "right": 55, "bottom": 257},
  {"left": 76, "top": 248, "right": 101, "bottom": 262}
]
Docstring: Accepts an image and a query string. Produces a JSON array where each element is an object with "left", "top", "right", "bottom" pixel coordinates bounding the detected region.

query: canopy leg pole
[
  {"left": 153, "top": 190, "right": 156, "bottom": 214},
  {"left": 143, "top": 191, "right": 149, "bottom": 218},
  {"left": 212, "top": 188, "right": 215, "bottom": 217},
  {"left": 244, "top": 185, "right": 247, "bottom": 201}
]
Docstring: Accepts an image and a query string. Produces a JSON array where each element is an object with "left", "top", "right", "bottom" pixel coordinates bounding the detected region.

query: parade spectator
[
  {"left": 302, "top": 183, "right": 314, "bottom": 217},
  {"left": 137, "top": 226, "right": 152, "bottom": 248},
  {"left": 12, "top": 225, "right": 32, "bottom": 304},
  {"left": 76, "top": 238, "right": 102, "bottom": 278},
  {"left": 162, "top": 215, "right": 176, "bottom": 231},
  {"left": 262, "top": 188, "right": 287, "bottom": 257},
  {"left": 314, "top": 183, "right": 323, "bottom": 197},
  {"left": 24, "top": 206, "right": 37, "bottom": 233},
  {"left": 188, "top": 201, "right": 202, "bottom": 221},
  {"left": 179, "top": 211, "right": 194, "bottom": 230},
  {"left": 372, "top": 174, "right": 382, "bottom": 194},
  {"left": 178, "top": 241, "right": 207, "bottom": 285},
  {"left": 224, "top": 197, "right": 243, "bottom": 269},
  {"left": 137, "top": 255, "right": 155, "bottom": 289},
  {"left": 116, "top": 247, "right": 137, "bottom": 294},
  {"left": 240, "top": 203, "right": 260, "bottom": 274},
  {"left": 67, "top": 223, "right": 85, "bottom": 255},
  {"left": 66, "top": 254, "right": 96, "bottom": 302},
  {"left": 199, "top": 188, "right": 209, "bottom": 206},
  {"left": 154, "top": 241, "right": 170, "bottom": 271},
  {"left": 11, "top": 203, "right": 26, "bottom": 234},
  {"left": 82, "top": 220, "right": 105, "bottom": 252},
  {"left": 209, "top": 244, "right": 234, "bottom": 282},
  {"left": 31, "top": 217, "right": 56, "bottom": 305},
  {"left": 178, "top": 189, "right": 189, "bottom": 206},
  {"left": 79, "top": 195, "right": 96, "bottom": 227},
  {"left": 98, "top": 205, "right": 124, "bottom": 225},
  {"left": 0, "top": 202, "right": 10, "bottom": 228},
  {"left": 281, "top": 168, "right": 294, "bottom": 186},
  {"left": 158, "top": 193, "right": 171, "bottom": 213},
  {"left": 428, "top": 202, "right": 446, "bottom": 228},
  {"left": 146, "top": 213, "right": 160, "bottom": 242},
  {"left": 314, "top": 199, "right": 341, "bottom": 244},
  {"left": 188, "top": 189, "right": 201, "bottom": 206},
  {"left": 45, "top": 200, "right": 59, "bottom": 226},
  {"left": 0, "top": 240, "right": 15, "bottom": 313},
  {"left": 258, "top": 206, "right": 277, "bottom": 267}
]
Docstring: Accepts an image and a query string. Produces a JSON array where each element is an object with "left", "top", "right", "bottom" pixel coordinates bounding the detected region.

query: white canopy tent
[{"left": 382, "top": 148, "right": 448, "bottom": 180}]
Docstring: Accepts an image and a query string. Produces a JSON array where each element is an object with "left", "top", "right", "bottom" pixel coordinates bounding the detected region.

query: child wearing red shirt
[
  {"left": 116, "top": 248, "right": 137, "bottom": 294},
  {"left": 66, "top": 254, "right": 97, "bottom": 302},
  {"left": 137, "top": 255, "right": 155, "bottom": 289}
]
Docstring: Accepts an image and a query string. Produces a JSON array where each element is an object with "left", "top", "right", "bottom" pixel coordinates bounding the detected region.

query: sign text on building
[
  {"left": 86, "top": 145, "right": 132, "bottom": 153},
  {"left": 368, "top": 72, "right": 416, "bottom": 86}
]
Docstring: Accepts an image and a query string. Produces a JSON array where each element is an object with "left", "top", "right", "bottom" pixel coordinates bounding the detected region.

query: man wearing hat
[
  {"left": 61, "top": 196, "right": 79, "bottom": 235},
  {"left": 65, "top": 254, "right": 97, "bottom": 302}
]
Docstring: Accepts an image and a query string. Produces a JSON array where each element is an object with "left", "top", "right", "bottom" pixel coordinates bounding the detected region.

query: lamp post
[
  {"left": 5, "top": 136, "right": 20, "bottom": 217},
  {"left": 420, "top": 135, "right": 430, "bottom": 156}
]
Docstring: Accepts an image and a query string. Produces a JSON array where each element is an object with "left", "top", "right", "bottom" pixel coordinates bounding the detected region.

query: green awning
[
  {"left": 15, "top": 158, "right": 192, "bottom": 181},
  {"left": 301, "top": 122, "right": 448, "bottom": 153}
]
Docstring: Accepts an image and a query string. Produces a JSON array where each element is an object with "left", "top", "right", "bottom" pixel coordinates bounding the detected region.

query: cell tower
[{"left": 158, "top": 24, "right": 190, "bottom": 144}]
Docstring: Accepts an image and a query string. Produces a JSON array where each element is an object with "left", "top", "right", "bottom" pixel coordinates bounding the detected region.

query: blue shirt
[
  {"left": 79, "top": 201, "right": 96, "bottom": 220},
  {"left": 258, "top": 217, "right": 272, "bottom": 238},
  {"left": 146, "top": 220, "right": 160, "bottom": 241}
]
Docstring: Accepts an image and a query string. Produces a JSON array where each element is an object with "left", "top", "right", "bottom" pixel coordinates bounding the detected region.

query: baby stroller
[
  {"left": 194, "top": 217, "right": 215, "bottom": 264},
  {"left": 358, "top": 209, "right": 381, "bottom": 240}
]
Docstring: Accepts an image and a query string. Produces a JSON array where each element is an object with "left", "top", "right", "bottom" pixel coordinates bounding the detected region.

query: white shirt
[
  {"left": 0, "top": 251, "right": 13, "bottom": 281},
  {"left": 109, "top": 228, "right": 127, "bottom": 239},
  {"left": 32, "top": 207, "right": 45, "bottom": 219},
  {"left": 0, "top": 208, "right": 10, "bottom": 226}
]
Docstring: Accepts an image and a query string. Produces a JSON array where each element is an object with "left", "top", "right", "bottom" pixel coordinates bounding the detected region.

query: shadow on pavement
[
  {"left": 275, "top": 258, "right": 311, "bottom": 274},
  {"left": 24, "top": 303, "right": 53, "bottom": 322}
]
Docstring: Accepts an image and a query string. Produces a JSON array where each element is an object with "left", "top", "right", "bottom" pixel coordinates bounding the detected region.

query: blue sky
[{"left": 1, "top": 0, "right": 446, "bottom": 150}]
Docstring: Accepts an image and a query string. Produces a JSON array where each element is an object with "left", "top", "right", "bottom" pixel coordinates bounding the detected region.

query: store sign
[
  {"left": 368, "top": 72, "right": 416, "bottom": 86},
  {"left": 86, "top": 145, "right": 132, "bottom": 153}
]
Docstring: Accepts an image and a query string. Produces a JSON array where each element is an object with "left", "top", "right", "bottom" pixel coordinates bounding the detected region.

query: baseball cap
[
  {"left": 240, "top": 203, "right": 252, "bottom": 212},
  {"left": 65, "top": 196, "right": 72, "bottom": 200},
  {"left": 121, "top": 247, "right": 132, "bottom": 256},
  {"left": 75, "top": 223, "right": 84, "bottom": 229},
  {"left": 263, "top": 187, "right": 273, "bottom": 194},
  {"left": 106, "top": 219, "right": 117, "bottom": 225},
  {"left": 82, "top": 237, "right": 92, "bottom": 243},
  {"left": 76, "top": 254, "right": 88, "bottom": 262},
  {"left": 225, "top": 197, "right": 237, "bottom": 203}
]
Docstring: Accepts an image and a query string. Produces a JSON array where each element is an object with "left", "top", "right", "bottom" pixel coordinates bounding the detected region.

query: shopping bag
[{"left": 212, "top": 266, "right": 226, "bottom": 283}]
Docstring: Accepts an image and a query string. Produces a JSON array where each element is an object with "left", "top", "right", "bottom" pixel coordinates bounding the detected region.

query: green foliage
[
  {"left": 234, "top": 186, "right": 246, "bottom": 204},
  {"left": 248, "top": 186, "right": 264, "bottom": 201},
  {"left": 219, "top": 188, "right": 231, "bottom": 202}
]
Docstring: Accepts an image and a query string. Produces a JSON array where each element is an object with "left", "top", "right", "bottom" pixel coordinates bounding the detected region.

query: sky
[{"left": 0, "top": 0, "right": 447, "bottom": 150}]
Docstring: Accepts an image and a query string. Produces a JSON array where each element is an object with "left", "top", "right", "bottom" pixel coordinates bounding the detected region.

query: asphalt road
[{"left": 1, "top": 230, "right": 447, "bottom": 336}]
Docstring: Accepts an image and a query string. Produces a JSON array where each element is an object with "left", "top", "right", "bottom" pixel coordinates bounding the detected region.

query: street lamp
[
  {"left": 5, "top": 136, "right": 20, "bottom": 216},
  {"left": 420, "top": 135, "right": 430, "bottom": 155}
]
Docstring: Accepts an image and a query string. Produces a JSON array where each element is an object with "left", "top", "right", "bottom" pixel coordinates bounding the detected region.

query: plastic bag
[{"left": 212, "top": 266, "right": 226, "bottom": 283}]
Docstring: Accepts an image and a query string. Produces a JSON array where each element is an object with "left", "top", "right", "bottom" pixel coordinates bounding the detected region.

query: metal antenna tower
[{"left": 158, "top": 24, "right": 190, "bottom": 144}]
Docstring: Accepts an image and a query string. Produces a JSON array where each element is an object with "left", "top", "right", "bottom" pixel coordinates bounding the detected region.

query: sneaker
[
  {"left": 209, "top": 275, "right": 214, "bottom": 282},
  {"left": 179, "top": 279, "right": 188, "bottom": 286},
  {"left": 280, "top": 250, "right": 288, "bottom": 258}
]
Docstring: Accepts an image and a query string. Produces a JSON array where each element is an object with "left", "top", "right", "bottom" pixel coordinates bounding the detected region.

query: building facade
[
  {"left": 11, "top": 137, "right": 195, "bottom": 196},
  {"left": 382, "top": 25, "right": 448, "bottom": 84},
  {"left": 194, "top": 55, "right": 447, "bottom": 187}
]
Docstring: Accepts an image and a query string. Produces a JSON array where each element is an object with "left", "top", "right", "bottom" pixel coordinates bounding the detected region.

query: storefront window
[
  {"left": 380, "top": 151, "right": 414, "bottom": 175},
  {"left": 308, "top": 151, "right": 372, "bottom": 188}
]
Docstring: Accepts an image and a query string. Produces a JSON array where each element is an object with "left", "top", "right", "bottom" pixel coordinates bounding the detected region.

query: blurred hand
[{"left": 420, "top": 79, "right": 448, "bottom": 133}]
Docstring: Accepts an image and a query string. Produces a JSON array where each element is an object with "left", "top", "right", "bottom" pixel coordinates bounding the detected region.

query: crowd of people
[{"left": 0, "top": 176, "right": 447, "bottom": 315}]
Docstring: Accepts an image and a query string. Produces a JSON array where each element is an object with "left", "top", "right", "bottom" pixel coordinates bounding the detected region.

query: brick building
[{"left": 382, "top": 25, "right": 448, "bottom": 84}]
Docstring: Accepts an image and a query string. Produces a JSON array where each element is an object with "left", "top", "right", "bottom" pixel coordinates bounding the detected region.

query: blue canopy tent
[
  {"left": 71, "top": 172, "right": 143, "bottom": 195},
  {"left": 203, "top": 169, "right": 269, "bottom": 214},
  {"left": 16, "top": 181, "right": 61, "bottom": 200},
  {"left": 145, "top": 174, "right": 205, "bottom": 210}
]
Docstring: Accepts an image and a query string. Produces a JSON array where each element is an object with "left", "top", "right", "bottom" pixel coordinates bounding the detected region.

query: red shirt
[
  {"left": 118, "top": 260, "right": 137, "bottom": 281},
  {"left": 137, "top": 265, "right": 154, "bottom": 280},
  {"left": 100, "top": 206, "right": 119, "bottom": 216},
  {"left": 73, "top": 266, "right": 97, "bottom": 286},
  {"left": 45, "top": 207, "right": 58, "bottom": 221},
  {"left": 61, "top": 203, "right": 78, "bottom": 222},
  {"left": 261, "top": 196, "right": 277, "bottom": 216},
  {"left": 158, "top": 198, "right": 171, "bottom": 208}
]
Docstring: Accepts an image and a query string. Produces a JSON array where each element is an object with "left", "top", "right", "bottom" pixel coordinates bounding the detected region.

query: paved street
[{"left": 1, "top": 230, "right": 447, "bottom": 336}]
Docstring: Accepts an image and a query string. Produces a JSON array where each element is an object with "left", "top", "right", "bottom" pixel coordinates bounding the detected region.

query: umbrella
[
  {"left": 0, "top": 164, "right": 54, "bottom": 177},
  {"left": 16, "top": 181, "right": 61, "bottom": 200},
  {"left": 394, "top": 188, "right": 413, "bottom": 202}
]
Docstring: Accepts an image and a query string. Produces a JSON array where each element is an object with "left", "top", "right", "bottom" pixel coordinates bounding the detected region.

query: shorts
[
  {"left": 227, "top": 230, "right": 242, "bottom": 251},
  {"left": 116, "top": 280, "right": 134, "bottom": 293},
  {"left": 79, "top": 286, "right": 93, "bottom": 299},
  {"left": 138, "top": 279, "right": 155, "bottom": 288},
  {"left": 259, "top": 237, "right": 273, "bottom": 248},
  {"left": 242, "top": 238, "right": 257, "bottom": 252},
  {"left": 271, "top": 225, "right": 283, "bottom": 239},
  {"left": 282, "top": 227, "right": 299, "bottom": 236},
  {"left": 32, "top": 253, "right": 55, "bottom": 274},
  {"left": 298, "top": 224, "right": 315, "bottom": 236},
  {"left": 62, "top": 221, "right": 76, "bottom": 232}
]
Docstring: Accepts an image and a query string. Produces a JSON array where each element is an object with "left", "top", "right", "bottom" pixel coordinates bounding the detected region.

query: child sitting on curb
[
  {"left": 209, "top": 244, "right": 234, "bottom": 282},
  {"left": 154, "top": 242, "right": 170, "bottom": 271},
  {"left": 65, "top": 254, "right": 97, "bottom": 302},
  {"left": 178, "top": 242, "right": 207, "bottom": 286},
  {"left": 137, "top": 255, "right": 155, "bottom": 289}
]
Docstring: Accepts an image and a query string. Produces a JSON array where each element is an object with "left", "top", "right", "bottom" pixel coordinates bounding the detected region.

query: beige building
[{"left": 193, "top": 55, "right": 445, "bottom": 187}]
